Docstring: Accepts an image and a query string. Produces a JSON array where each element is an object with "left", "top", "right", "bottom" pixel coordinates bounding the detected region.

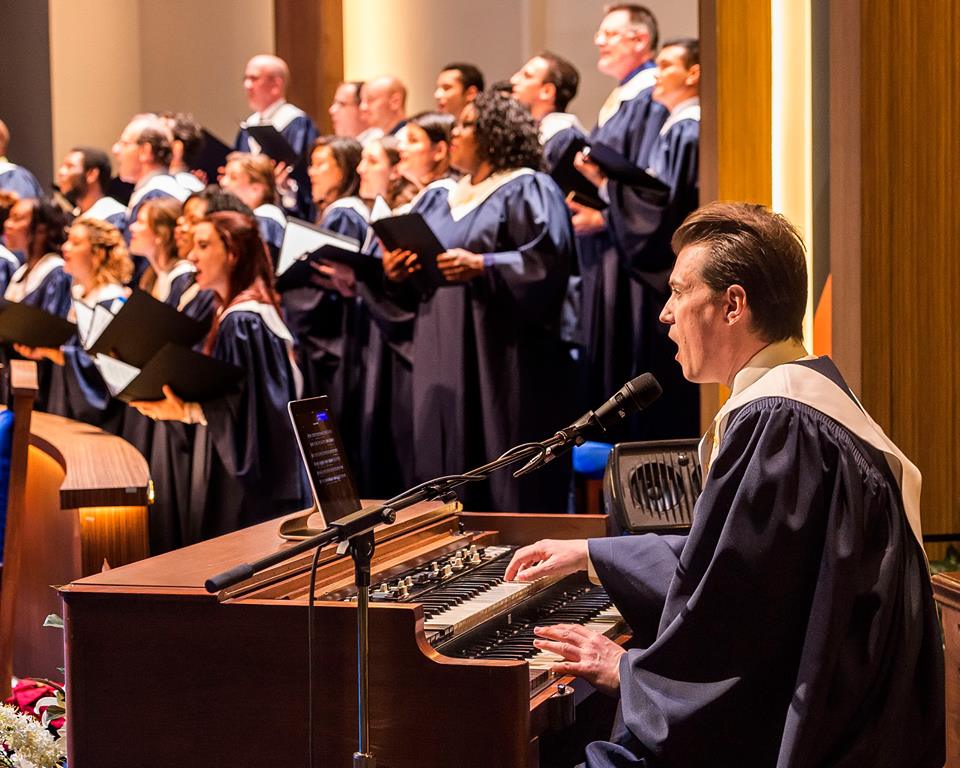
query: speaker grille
[{"left": 604, "top": 440, "right": 702, "bottom": 533}]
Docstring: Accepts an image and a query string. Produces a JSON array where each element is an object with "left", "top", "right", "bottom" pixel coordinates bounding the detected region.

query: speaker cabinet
[{"left": 603, "top": 439, "right": 702, "bottom": 534}]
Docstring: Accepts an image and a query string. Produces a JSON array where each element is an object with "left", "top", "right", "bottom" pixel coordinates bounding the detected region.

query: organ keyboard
[{"left": 60, "top": 502, "right": 627, "bottom": 768}]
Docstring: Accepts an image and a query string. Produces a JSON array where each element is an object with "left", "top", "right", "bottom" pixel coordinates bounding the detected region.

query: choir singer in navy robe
[
  {"left": 505, "top": 202, "right": 944, "bottom": 767},
  {"left": 386, "top": 91, "right": 575, "bottom": 514}
]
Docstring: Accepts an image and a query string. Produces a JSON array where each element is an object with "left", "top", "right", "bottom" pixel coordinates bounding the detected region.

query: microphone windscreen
[{"left": 625, "top": 373, "right": 663, "bottom": 410}]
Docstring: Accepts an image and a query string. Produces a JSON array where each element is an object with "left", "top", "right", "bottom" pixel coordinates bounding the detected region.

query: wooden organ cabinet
[{"left": 60, "top": 503, "right": 628, "bottom": 767}]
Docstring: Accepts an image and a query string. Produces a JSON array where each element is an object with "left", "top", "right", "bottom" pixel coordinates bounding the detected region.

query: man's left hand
[{"left": 533, "top": 623, "right": 625, "bottom": 696}]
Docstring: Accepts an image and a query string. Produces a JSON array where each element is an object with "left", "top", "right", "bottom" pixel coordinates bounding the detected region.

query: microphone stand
[{"left": 205, "top": 440, "right": 548, "bottom": 768}]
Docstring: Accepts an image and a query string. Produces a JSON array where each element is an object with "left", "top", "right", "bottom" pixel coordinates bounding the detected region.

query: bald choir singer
[{"left": 506, "top": 202, "right": 944, "bottom": 768}]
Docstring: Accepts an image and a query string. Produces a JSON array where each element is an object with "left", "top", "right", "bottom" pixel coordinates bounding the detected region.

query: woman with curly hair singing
[
  {"left": 18, "top": 217, "right": 132, "bottom": 432},
  {"left": 385, "top": 90, "right": 576, "bottom": 513}
]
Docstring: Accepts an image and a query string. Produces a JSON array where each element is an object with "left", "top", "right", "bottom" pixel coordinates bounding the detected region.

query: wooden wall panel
[
  {"left": 833, "top": 0, "right": 960, "bottom": 555},
  {"left": 859, "top": 0, "right": 959, "bottom": 552},
  {"left": 698, "top": 0, "right": 772, "bottom": 427},
  {"left": 274, "top": 0, "right": 344, "bottom": 135}
]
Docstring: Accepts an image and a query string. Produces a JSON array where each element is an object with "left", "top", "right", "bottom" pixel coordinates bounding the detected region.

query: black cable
[{"left": 307, "top": 542, "right": 324, "bottom": 768}]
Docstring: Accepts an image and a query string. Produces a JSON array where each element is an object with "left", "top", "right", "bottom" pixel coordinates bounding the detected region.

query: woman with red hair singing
[{"left": 132, "top": 211, "right": 310, "bottom": 544}]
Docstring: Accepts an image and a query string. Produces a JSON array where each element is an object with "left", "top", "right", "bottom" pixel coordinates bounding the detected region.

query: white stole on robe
[
  {"left": 220, "top": 299, "right": 303, "bottom": 398},
  {"left": 5, "top": 253, "right": 64, "bottom": 302},
  {"left": 597, "top": 66, "right": 657, "bottom": 128},
  {"left": 448, "top": 168, "right": 535, "bottom": 222},
  {"left": 700, "top": 352, "right": 924, "bottom": 549},
  {"left": 81, "top": 196, "right": 127, "bottom": 221}
]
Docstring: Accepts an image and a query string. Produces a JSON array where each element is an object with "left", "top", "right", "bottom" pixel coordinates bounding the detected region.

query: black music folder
[
  {"left": 370, "top": 213, "right": 448, "bottom": 291},
  {"left": 95, "top": 343, "right": 243, "bottom": 403},
  {"left": 86, "top": 289, "right": 210, "bottom": 367},
  {"left": 584, "top": 142, "right": 671, "bottom": 206},
  {"left": 550, "top": 135, "right": 608, "bottom": 210},
  {"left": 0, "top": 300, "right": 76, "bottom": 348},
  {"left": 243, "top": 124, "right": 300, "bottom": 167},
  {"left": 276, "top": 219, "right": 378, "bottom": 292},
  {"left": 197, "top": 128, "right": 233, "bottom": 182}
]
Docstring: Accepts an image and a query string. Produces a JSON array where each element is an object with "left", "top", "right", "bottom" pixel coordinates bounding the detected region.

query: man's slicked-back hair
[
  {"left": 672, "top": 201, "right": 807, "bottom": 342},
  {"left": 603, "top": 3, "right": 659, "bottom": 50},
  {"left": 442, "top": 62, "right": 485, "bottom": 93},
  {"left": 537, "top": 51, "right": 581, "bottom": 112}
]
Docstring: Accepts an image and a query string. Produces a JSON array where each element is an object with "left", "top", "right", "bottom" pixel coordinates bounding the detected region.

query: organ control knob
[
  {"left": 404, "top": 576, "right": 413, "bottom": 587},
  {"left": 442, "top": 563, "right": 453, "bottom": 578},
  {"left": 398, "top": 582, "right": 409, "bottom": 598},
  {"left": 452, "top": 556, "right": 465, "bottom": 571}
]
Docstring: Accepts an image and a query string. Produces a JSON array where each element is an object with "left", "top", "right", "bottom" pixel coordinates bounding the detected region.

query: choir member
[
  {"left": 387, "top": 91, "right": 576, "bottom": 513},
  {"left": 557, "top": 5, "right": 668, "bottom": 430},
  {"left": 328, "top": 81, "right": 367, "bottom": 139},
  {"left": 23, "top": 218, "right": 131, "bottom": 433},
  {"left": 358, "top": 135, "right": 417, "bottom": 210},
  {"left": 56, "top": 147, "right": 129, "bottom": 238},
  {"left": 397, "top": 112, "right": 458, "bottom": 197},
  {"left": 285, "top": 137, "right": 366, "bottom": 411},
  {"left": 162, "top": 112, "right": 206, "bottom": 193},
  {"left": 112, "top": 113, "right": 190, "bottom": 283},
  {"left": 358, "top": 76, "right": 408, "bottom": 140},
  {"left": 605, "top": 38, "right": 702, "bottom": 437},
  {"left": 506, "top": 202, "right": 945, "bottom": 768},
  {"left": 2, "top": 198, "right": 73, "bottom": 408},
  {"left": 129, "top": 197, "right": 197, "bottom": 307},
  {"left": 235, "top": 54, "right": 318, "bottom": 220},
  {"left": 509, "top": 51, "right": 586, "bottom": 168},
  {"left": 131, "top": 211, "right": 310, "bottom": 543},
  {"left": 433, "top": 63, "right": 484, "bottom": 117},
  {"left": 220, "top": 151, "right": 286, "bottom": 264},
  {"left": 0, "top": 118, "right": 43, "bottom": 199}
]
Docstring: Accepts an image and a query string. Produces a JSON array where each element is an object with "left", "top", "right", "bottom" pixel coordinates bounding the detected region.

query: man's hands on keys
[
  {"left": 505, "top": 538, "right": 589, "bottom": 582},
  {"left": 532, "top": 623, "right": 625, "bottom": 695}
]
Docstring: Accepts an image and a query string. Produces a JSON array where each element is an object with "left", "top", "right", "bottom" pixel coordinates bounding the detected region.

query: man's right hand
[{"left": 505, "top": 539, "right": 589, "bottom": 582}]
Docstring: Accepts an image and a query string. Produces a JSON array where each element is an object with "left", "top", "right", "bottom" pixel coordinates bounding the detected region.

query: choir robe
[
  {"left": 410, "top": 170, "right": 576, "bottom": 513},
  {"left": 126, "top": 172, "right": 190, "bottom": 285},
  {"left": 0, "top": 159, "right": 43, "bottom": 199},
  {"left": 585, "top": 353, "right": 944, "bottom": 768},
  {"left": 563, "top": 65, "right": 667, "bottom": 421},
  {"left": 79, "top": 196, "right": 130, "bottom": 242},
  {"left": 253, "top": 202, "right": 286, "bottom": 268},
  {"left": 282, "top": 196, "right": 368, "bottom": 406},
  {"left": 0, "top": 245, "right": 19, "bottom": 296},
  {"left": 235, "top": 100, "right": 319, "bottom": 221},
  {"left": 187, "top": 300, "right": 310, "bottom": 543},
  {"left": 605, "top": 99, "right": 702, "bottom": 439},
  {"left": 47, "top": 284, "right": 128, "bottom": 434},
  {"left": 355, "top": 179, "right": 458, "bottom": 497},
  {"left": 2, "top": 254, "right": 73, "bottom": 410},
  {"left": 141, "top": 267, "right": 218, "bottom": 554}
]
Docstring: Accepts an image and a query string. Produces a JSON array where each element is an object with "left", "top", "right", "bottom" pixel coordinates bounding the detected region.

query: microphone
[{"left": 514, "top": 373, "right": 662, "bottom": 477}]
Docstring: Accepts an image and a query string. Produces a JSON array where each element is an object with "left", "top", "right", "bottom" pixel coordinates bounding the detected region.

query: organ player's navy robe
[
  {"left": 187, "top": 301, "right": 310, "bottom": 543},
  {"left": 585, "top": 351, "right": 944, "bottom": 768},
  {"left": 606, "top": 99, "right": 701, "bottom": 439},
  {"left": 410, "top": 169, "right": 576, "bottom": 513}
]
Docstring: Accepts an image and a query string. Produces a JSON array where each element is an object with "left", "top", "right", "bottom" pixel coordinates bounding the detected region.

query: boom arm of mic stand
[{"left": 205, "top": 443, "right": 546, "bottom": 593}]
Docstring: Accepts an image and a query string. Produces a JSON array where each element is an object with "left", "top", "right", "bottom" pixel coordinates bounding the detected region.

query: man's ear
[{"left": 724, "top": 284, "right": 748, "bottom": 326}]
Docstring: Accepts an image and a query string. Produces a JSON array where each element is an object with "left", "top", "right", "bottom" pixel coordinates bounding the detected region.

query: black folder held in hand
[
  {"left": 243, "top": 124, "right": 300, "bottom": 167},
  {"left": 550, "top": 135, "right": 608, "bottom": 211},
  {"left": 0, "top": 300, "right": 76, "bottom": 348},
  {"left": 583, "top": 142, "right": 670, "bottom": 206},
  {"left": 95, "top": 343, "right": 243, "bottom": 403},
  {"left": 370, "top": 213, "right": 448, "bottom": 291},
  {"left": 276, "top": 219, "right": 377, "bottom": 292},
  {"left": 86, "top": 289, "right": 210, "bottom": 367}
]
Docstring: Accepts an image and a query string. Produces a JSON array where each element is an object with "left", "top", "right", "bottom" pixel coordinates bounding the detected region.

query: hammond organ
[{"left": 60, "top": 502, "right": 627, "bottom": 767}]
